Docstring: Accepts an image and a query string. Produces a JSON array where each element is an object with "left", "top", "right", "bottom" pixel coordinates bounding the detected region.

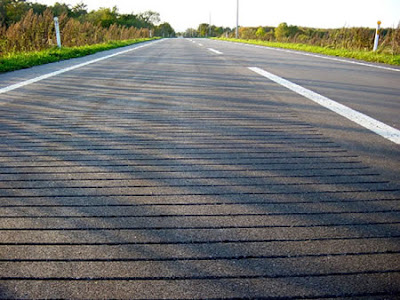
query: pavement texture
[{"left": 0, "top": 38, "right": 399, "bottom": 299}]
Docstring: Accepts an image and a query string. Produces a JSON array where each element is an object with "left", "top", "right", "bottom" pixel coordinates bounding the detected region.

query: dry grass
[
  {"left": 0, "top": 9, "right": 150, "bottom": 56},
  {"left": 235, "top": 24, "right": 400, "bottom": 55}
]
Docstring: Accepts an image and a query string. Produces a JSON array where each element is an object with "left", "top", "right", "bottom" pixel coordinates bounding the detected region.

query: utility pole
[
  {"left": 209, "top": 12, "right": 212, "bottom": 37},
  {"left": 236, "top": 0, "right": 239, "bottom": 39}
]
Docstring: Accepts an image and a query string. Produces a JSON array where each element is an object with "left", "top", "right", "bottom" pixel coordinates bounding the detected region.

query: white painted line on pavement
[
  {"left": 208, "top": 48, "right": 223, "bottom": 55},
  {"left": 249, "top": 66, "right": 400, "bottom": 144},
  {"left": 0, "top": 39, "right": 163, "bottom": 96},
  {"left": 198, "top": 43, "right": 203, "bottom": 47}
]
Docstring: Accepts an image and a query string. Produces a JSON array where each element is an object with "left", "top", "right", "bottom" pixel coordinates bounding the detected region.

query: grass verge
[
  {"left": 0, "top": 38, "right": 157, "bottom": 73},
  {"left": 213, "top": 38, "right": 400, "bottom": 66}
]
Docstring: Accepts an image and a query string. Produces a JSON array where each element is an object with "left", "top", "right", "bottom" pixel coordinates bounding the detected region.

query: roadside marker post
[
  {"left": 373, "top": 21, "right": 381, "bottom": 51},
  {"left": 54, "top": 17, "right": 62, "bottom": 48}
]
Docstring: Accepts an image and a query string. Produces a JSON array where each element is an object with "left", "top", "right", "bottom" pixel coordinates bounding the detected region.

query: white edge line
[
  {"left": 214, "top": 40, "right": 400, "bottom": 72},
  {"left": 249, "top": 67, "right": 400, "bottom": 145},
  {"left": 0, "top": 39, "right": 163, "bottom": 95},
  {"left": 208, "top": 48, "right": 223, "bottom": 55}
]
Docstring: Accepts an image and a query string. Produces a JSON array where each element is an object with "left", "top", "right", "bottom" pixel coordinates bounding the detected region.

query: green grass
[
  {"left": 0, "top": 38, "right": 158, "bottom": 73},
  {"left": 213, "top": 38, "right": 400, "bottom": 66}
]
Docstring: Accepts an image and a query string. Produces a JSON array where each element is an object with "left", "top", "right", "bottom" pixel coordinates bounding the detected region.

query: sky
[{"left": 36, "top": 0, "right": 400, "bottom": 32}]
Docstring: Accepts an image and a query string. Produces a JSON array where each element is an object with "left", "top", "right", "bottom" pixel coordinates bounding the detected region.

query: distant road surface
[{"left": 0, "top": 38, "right": 399, "bottom": 299}]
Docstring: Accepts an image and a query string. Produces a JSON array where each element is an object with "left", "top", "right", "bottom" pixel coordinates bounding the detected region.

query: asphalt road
[{"left": 0, "top": 38, "right": 399, "bottom": 299}]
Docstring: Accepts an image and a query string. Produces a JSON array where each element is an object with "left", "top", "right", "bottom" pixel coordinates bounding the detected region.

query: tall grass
[
  {"left": 0, "top": 9, "right": 150, "bottom": 56},
  {"left": 235, "top": 25, "right": 400, "bottom": 56}
]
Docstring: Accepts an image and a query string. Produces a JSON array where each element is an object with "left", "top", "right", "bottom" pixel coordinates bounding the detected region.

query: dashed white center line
[
  {"left": 208, "top": 48, "right": 223, "bottom": 55},
  {"left": 249, "top": 66, "right": 400, "bottom": 144}
]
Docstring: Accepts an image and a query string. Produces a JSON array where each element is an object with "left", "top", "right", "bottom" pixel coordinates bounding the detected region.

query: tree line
[
  {"left": 184, "top": 22, "right": 400, "bottom": 54},
  {"left": 183, "top": 24, "right": 231, "bottom": 38},
  {"left": 1, "top": 0, "right": 175, "bottom": 35},
  {"left": 0, "top": 0, "right": 176, "bottom": 55},
  {"left": 239, "top": 23, "right": 400, "bottom": 53}
]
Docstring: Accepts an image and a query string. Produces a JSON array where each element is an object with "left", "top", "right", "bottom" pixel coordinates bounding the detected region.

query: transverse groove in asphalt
[{"left": 0, "top": 38, "right": 399, "bottom": 299}]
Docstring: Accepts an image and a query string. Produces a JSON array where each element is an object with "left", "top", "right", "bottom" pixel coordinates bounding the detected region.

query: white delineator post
[
  {"left": 54, "top": 17, "right": 62, "bottom": 48},
  {"left": 373, "top": 20, "right": 381, "bottom": 51}
]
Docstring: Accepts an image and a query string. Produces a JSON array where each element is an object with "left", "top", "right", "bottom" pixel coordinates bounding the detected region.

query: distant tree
[
  {"left": 155, "top": 22, "right": 175, "bottom": 37},
  {"left": 197, "top": 23, "right": 209, "bottom": 37},
  {"left": 239, "top": 27, "right": 256, "bottom": 39},
  {"left": 0, "top": 0, "right": 7, "bottom": 26},
  {"left": 138, "top": 10, "right": 160, "bottom": 28},
  {"left": 214, "top": 26, "right": 224, "bottom": 36},
  {"left": 184, "top": 28, "right": 197, "bottom": 37},
  {"left": 70, "top": 2, "right": 87, "bottom": 19},
  {"left": 221, "top": 27, "right": 233, "bottom": 38},
  {"left": 256, "top": 26, "right": 266, "bottom": 39},
  {"left": 275, "top": 22, "right": 289, "bottom": 41},
  {"left": 117, "top": 13, "right": 140, "bottom": 28},
  {"left": 29, "top": 2, "right": 47, "bottom": 15},
  {"left": 265, "top": 30, "right": 275, "bottom": 41},
  {"left": 288, "top": 24, "right": 302, "bottom": 38},
  {"left": 275, "top": 22, "right": 302, "bottom": 41},
  {"left": 86, "top": 7, "right": 118, "bottom": 28},
  {"left": 50, "top": 2, "right": 71, "bottom": 17},
  {"left": 2, "top": 0, "right": 30, "bottom": 26}
]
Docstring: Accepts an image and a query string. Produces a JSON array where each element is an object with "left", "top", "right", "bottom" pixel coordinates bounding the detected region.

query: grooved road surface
[{"left": 0, "top": 38, "right": 400, "bottom": 299}]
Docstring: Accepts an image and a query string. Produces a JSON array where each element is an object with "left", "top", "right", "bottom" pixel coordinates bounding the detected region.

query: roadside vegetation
[
  {"left": 0, "top": 38, "right": 155, "bottom": 73},
  {"left": 214, "top": 38, "right": 400, "bottom": 65},
  {"left": 0, "top": 0, "right": 175, "bottom": 72},
  {"left": 185, "top": 22, "right": 400, "bottom": 66}
]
